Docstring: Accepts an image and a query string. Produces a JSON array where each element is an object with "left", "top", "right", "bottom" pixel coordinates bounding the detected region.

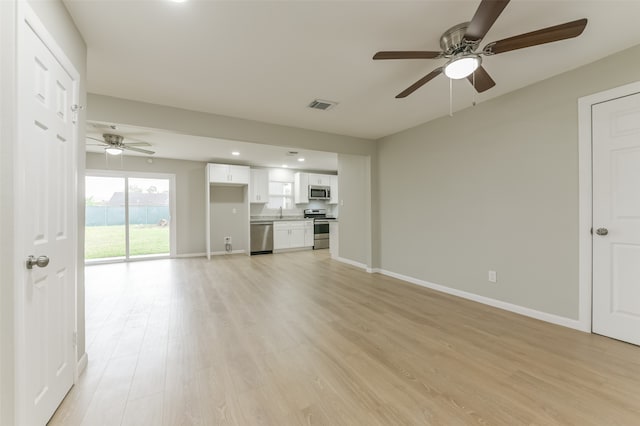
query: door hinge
[
  {"left": 72, "top": 331, "right": 77, "bottom": 348},
  {"left": 70, "top": 104, "right": 84, "bottom": 124}
]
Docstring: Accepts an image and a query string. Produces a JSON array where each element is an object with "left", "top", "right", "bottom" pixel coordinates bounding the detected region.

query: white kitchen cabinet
[
  {"left": 249, "top": 168, "right": 269, "bottom": 203},
  {"left": 294, "top": 172, "right": 309, "bottom": 204},
  {"left": 273, "top": 220, "right": 314, "bottom": 250},
  {"left": 208, "top": 163, "right": 250, "bottom": 184},
  {"left": 273, "top": 223, "right": 290, "bottom": 250},
  {"left": 290, "top": 225, "right": 306, "bottom": 248},
  {"left": 304, "top": 220, "right": 314, "bottom": 247},
  {"left": 329, "top": 175, "right": 339, "bottom": 205},
  {"left": 308, "top": 173, "right": 332, "bottom": 186}
]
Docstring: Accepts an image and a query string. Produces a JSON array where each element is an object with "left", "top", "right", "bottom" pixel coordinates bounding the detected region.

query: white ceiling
[
  {"left": 65, "top": 0, "right": 640, "bottom": 141},
  {"left": 86, "top": 121, "right": 338, "bottom": 171}
]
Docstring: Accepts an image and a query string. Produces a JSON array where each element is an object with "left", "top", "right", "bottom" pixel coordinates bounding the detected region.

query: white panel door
[
  {"left": 592, "top": 92, "right": 640, "bottom": 346},
  {"left": 18, "top": 13, "right": 77, "bottom": 425}
]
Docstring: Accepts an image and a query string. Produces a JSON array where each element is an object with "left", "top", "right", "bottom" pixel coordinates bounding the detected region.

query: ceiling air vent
[{"left": 307, "top": 99, "right": 338, "bottom": 111}]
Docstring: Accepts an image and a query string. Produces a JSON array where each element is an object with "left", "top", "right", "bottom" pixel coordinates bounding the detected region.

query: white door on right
[{"left": 592, "top": 91, "right": 640, "bottom": 346}]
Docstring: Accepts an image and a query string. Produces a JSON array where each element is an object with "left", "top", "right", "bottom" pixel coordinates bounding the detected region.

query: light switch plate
[{"left": 488, "top": 270, "right": 497, "bottom": 283}]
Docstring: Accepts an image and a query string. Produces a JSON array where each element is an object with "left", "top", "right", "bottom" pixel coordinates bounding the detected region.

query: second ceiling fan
[{"left": 374, "top": 0, "right": 587, "bottom": 98}]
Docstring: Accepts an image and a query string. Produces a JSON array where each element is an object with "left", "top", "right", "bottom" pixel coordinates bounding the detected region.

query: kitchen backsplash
[{"left": 250, "top": 200, "right": 337, "bottom": 218}]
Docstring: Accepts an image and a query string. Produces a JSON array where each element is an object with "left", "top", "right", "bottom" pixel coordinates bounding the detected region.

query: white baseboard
[
  {"left": 333, "top": 256, "right": 369, "bottom": 271},
  {"left": 210, "top": 250, "right": 246, "bottom": 256},
  {"left": 273, "top": 247, "right": 312, "bottom": 254},
  {"left": 377, "top": 269, "right": 588, "bottom": 332},
  {"left": 176, "top": 252, "right": 206, "bottom": 258},
  {"left": 76, "top": 352, "right": 88, "bottom": 376}
]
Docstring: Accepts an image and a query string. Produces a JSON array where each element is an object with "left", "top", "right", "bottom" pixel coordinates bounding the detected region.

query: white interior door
[
  {"left": 592, "top": 92, "right": 640, "bottom": 346},
  {"left": 17, "top": 10, "right": 77, "bottom": 425}
]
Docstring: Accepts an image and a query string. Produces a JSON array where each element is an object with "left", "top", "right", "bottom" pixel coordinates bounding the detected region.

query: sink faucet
[{"left": 279, "top": 206, "right": 283, "bottom": 219}]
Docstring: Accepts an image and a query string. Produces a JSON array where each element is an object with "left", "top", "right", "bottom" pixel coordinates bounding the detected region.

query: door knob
[
  {"left": 26, "top": 255, "right": 50, "bottom": 269},
  {"left": 595, "top": 228, "right": 609, "bottom": 236}
]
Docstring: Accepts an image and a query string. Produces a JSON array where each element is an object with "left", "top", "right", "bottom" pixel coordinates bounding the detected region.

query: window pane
[
  {"left": 85, "top": 176, "right": 126, "bottom": 260},
  {"left": 267, "top": 196, "right": 293, "bottom": 210},
  {"left": 128, "top": 177, "right": 170, "bottom": 258}
]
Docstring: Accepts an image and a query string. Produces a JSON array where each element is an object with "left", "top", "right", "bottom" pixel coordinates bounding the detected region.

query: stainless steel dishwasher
[{"left": 250, "top": 221, "right": 273, "bottom": 255}]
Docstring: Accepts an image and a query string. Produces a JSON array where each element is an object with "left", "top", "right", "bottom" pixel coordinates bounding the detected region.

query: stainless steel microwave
[{"left": 309, "top": 185, "right": 330, "bottom": 200}]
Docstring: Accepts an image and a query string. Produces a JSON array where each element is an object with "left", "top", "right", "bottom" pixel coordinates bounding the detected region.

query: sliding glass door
[{"left": 85, "top": 172, "right": 175, "bottom": 262}]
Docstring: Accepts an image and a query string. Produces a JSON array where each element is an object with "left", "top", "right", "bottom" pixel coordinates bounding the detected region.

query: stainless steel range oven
[{"left": 304, "top": 209, "right": 334, "bottom": 250}]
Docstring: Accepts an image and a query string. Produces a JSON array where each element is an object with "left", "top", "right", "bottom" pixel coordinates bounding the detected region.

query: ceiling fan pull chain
[
  {"left": 472, "top": 71, "right": 477, "bottom": 107},
  {"left": 449, "top": 78, "right": 455, "bottom": 116}
]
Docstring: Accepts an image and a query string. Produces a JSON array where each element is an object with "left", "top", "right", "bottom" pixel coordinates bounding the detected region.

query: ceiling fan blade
[
  {"left": 86, "top": 143, "right": 108, "bottom": 147},
  {"left": 86, "top": 136, "right": 105, "bottom": 143},
  {"left": 123, "top": 135, "right": 152, "bottom": 144},
  {"left": 464, "top": 0, "right": 511, "bottom": 42},
  {"left": 373, "top": 51, "right": 441, "bottom": 60},
  {"left": 396, "top": 67, "right": 443, "bottom": 98},
  {"left": 124, "top": 146, "right": 155, "bottom": 155},
  {"left": 467, "top": 66, "right": 496, "bottom": 92},
  {"left": 123, "top": 142, "right": 152, "bottom": 147},
  {"left": 484, "top": 18, "right": 587, "bottom": 55}
]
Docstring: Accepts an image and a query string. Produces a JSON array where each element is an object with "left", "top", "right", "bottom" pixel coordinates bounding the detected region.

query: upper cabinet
[
  {"left": 208, "top": 163, "right": 250, "bottom": 185},
  {"left": 308, "top": 173, "right": 332, "bottom": 186},
  {"left": 249, "top": 169, "right": 269, "bottom": 203},
  {"left": 295, "top": 172, "right": 338, "bottom": 204},
  {"left": 329, "top": 175, "right": 339, "bottom": 205},
  {"left": 294, "top": 172, "right": 309, "bottom": 204}
]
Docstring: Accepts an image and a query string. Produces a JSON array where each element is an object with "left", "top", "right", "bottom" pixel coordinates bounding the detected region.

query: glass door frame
[{"left": 85, "top": 169, "right": 177, "bottom": 264}]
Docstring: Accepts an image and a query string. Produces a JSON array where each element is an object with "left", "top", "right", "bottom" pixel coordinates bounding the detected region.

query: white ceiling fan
[{"left": 87, "top": 133, "right": 155, "bottom": 156}]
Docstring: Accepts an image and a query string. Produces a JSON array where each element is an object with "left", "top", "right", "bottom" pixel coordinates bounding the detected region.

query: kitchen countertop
[
  {"left": 250, "top": 216, "right": 338, "bottom": 223},
  {"left": 250, "top": 216, "right": 309, "bottom": 223}
]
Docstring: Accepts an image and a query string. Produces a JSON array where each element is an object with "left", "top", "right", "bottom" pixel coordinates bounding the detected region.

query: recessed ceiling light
[
  {"left": 282, "top": 164, "right": 288, "bottom": 168},
  {"left": 298, "top": 158, "right": 305, "bottom": 162},
  {"left": 231, "top": 151, "right": 240, "bottom": 156},
  {"left": 170, "top": 0, "right": 187, "bottom": 3}
]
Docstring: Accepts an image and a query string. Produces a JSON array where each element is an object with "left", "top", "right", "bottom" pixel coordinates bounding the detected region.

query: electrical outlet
[
  {"left": 224, "top": 236, "right": 232, "bottom": 244},
  {"left": 488, "top": 270, "right": 497, "bottom": 283}
]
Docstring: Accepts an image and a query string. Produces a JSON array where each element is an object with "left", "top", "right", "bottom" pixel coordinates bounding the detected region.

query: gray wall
[
  {"left": 337, "top": 154, "right": 372, "bottom": 266},
  {"left": 210, "top": 186, "right": 248, "bottom": 253},
  {"left": 377, "top": 44, "right": 640, "bottom": 320},
  {"left": 86, "top": 153, "right": 207, "bottom": 256}
]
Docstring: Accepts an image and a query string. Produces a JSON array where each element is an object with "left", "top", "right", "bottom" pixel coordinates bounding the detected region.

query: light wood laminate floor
[{"left": 49, "top": 251, "right": 640, "bottom": 425}]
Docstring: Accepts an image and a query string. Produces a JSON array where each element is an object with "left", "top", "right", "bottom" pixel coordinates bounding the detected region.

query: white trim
[
  {"left": 377, "top": 269, "right": 588, "bottom": 332},
  {"left": 85, "top": 255, "right": 171, "bottom": 266},
  {"left": 210, "top": 250, "right": 246, "bottom": 256},
  {"left": 577, "top": 80, "right": 640, "bottom": 334},
  {"left": 176, "top": 252, "right": 206, "bottom": 258},
  {"left": 273, "top": 247, "right": 313, "bottom": 254},
  {"left": 333, "top": 256, "right": 368, "bottom": 271},
  {"left": 0, "top": 2, "right": 17, "bottom": 425},
  {"left": 76, "top": 352, "right": 88, "bottom": 376}
]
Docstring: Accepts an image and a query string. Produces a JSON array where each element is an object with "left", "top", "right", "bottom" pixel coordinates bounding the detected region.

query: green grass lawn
[{"left": 85, "top": 225, "right": 169, "bottom": 259}]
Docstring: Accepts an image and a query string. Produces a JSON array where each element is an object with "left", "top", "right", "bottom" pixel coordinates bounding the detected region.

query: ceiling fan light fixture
[
  {"left": 105, "top": 147, "right": 123, "bottom": 156},
  {"left": 444, "top": 55, "right": 481, "bottom": 80}
]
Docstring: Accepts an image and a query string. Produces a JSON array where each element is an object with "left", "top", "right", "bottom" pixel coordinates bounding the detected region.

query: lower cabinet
[{"left": 274, "top": 220, "right": 314, "bottom": 250}]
